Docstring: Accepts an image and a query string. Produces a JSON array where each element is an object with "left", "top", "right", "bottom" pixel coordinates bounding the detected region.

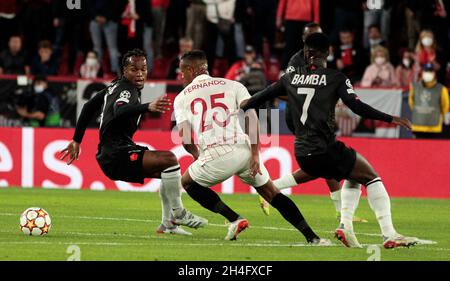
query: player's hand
[
  {"left": 250, "top": 155, "right": 262, "bottom": 178},
  {"left": 148, "top": 94, "right": 171, "bottom": 113},
  {"left": 60, "top": 141, "right": 80, "bottom": 165},
  {"left": 392, "top": 116, "right": 412, "bottom": 131}
]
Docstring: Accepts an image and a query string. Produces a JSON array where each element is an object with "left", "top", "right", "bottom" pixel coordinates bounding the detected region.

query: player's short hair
[
  {"left": 122, "top": 48, "right": 147, "bottom": 69},
  {"left": 304, "top": 32, "right": 330, "bottom": 55},
  {"left": 180, "top": 50, "right": 207, "bottom": 63}
]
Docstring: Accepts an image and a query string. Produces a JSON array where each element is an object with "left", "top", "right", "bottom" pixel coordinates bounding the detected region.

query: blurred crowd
[
  {"left": 0, "top": 0, "right": 449, "bottom": 86},
  {"left": 1, "top": 0, "right": 450, "bottom": 138}
]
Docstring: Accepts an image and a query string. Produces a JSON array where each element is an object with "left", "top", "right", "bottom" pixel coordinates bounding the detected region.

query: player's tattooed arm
[{"left": 240, "top": 80, "right": 285, "bottom": 111}]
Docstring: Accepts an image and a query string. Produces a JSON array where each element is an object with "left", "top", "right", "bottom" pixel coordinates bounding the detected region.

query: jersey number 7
[
  {"left": 190, "top": 93, "right": 230, "bottom": 132},
  {"left": 297, "top": 88, "right": 315, "bottom": 125}
]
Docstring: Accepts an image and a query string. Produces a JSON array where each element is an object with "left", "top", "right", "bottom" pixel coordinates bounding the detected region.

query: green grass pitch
[{"left": 0, "top": 187, "right": 449, "bottom": 261}]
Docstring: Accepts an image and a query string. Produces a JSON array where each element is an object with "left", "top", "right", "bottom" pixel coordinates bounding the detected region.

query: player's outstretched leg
[
  {"left": 339, "top": 152, "right": 419, "bottom": 249},
  {"left": 255, "top": 179, "right": 331, "bottom": 245},
  {"left": 268, "top": 171, "right": 367, "bottom": 222},
  {"left": 181, "top": 171, "right": 247, "bottom": 240},
  {"left": 142, "top": 151, "right": 207, "bottom": 234}
]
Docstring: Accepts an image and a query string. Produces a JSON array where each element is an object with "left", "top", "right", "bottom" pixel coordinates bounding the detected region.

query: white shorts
[{"left": 188, "top": 144, "right": 270, "bottom": 188}]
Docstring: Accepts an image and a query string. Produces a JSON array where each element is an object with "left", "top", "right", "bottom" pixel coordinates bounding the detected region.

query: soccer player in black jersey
[
  {"left": 242, "top": 33, "right": 419, "bottom": 249},
  {"left": 60, "top": 49, "right": 207, "bottom": 235},
  {"left": 262, "top": 22, "right": 367, "bottom": 224}
]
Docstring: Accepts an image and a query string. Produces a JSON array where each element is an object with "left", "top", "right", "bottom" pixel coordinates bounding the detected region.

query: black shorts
[
  {"left": 96, "top": 144, "right": 149, "bottom": 184},
  {"left": 296, "top": 141, "right": 357, "bottom": 181}
]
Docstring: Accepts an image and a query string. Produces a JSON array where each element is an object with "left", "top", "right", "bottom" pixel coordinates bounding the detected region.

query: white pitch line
[
  {"left": 0, "top": 240, "right": 341, "bottom": 248},
  {"left": 0, "top": 240, "right": 447, "bottom": 251},
  {"left": 0, "top": 212, "right": 425, "bottom": 239}
]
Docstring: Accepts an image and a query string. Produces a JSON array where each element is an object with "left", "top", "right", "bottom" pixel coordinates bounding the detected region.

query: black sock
[
  {"left": 185, "top": 181, "right": 240, "bottom": 222},
  {"left": 270, "top": 193, "right": 319, "bottom": 242}
]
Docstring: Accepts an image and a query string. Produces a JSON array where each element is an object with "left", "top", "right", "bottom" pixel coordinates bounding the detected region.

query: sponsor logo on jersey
[{"left": 291, "top": 74, "right": 327, "bottom": 86}]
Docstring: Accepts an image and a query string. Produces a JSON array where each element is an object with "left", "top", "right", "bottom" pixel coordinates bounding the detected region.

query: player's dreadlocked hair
[{"left": 121, "top": 48, "right": 147, "bottom": 70}]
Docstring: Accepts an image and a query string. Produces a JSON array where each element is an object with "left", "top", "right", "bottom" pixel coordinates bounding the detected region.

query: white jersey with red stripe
[{"left": 174, "top": 74, "right": 251, "bottom": 164}]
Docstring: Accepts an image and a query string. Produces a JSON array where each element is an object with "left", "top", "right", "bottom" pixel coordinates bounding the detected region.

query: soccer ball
[{"left": 19, "top": 207, "right": 52, "bottom": 236}]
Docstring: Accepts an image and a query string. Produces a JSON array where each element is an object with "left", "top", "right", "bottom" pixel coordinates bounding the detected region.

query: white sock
[
  {"left": 340, "top": 180, "right": 362, "bottom": 231},
  {"left": 330, "top": 189, "right": 341, "bottom": 213},
  {"left": 161, "top": 165, "right": 184, "bottom": 218},
  {"left": 366, "top": 178, "right": 397, "bottom": 238},
  {"left": 273, "top": 173, "right": 297, "bottom": 190},
  {"left": 158, "top": 183, "right": 173, "bottom": 227}
]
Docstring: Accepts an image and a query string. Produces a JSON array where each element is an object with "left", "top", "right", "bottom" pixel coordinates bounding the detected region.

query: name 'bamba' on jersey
[{"left": 291, "top": 74, "right": 327, "bottom": 86}]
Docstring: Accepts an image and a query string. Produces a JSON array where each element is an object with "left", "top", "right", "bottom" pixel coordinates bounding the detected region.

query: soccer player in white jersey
[{"left": 172, "top": 50, "right": 330, "bottom": 244}]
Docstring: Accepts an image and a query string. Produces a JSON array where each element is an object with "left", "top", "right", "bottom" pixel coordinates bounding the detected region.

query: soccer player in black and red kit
[
  {"left": 60, "top": 49, "right": 207, "bottom": 235},
  {"left": 242, "top": 33, "right": 419, "bottom": 249}
]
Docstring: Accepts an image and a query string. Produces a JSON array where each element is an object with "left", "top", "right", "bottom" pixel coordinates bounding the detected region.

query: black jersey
[
  {"left": 287, "top": 50, "right": 305, "bottom": 70},
  {"left": 72, "top": 77, "right": 149, "bottom": 147},
  {"left": 242, "top": 65, "right": 393, "bottom": 157}
]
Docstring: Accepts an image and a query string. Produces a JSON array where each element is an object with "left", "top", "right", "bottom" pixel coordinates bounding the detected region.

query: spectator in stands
[
  {"left": 119, "top": 0, "right": 153, "bottom": 71},
  {"left": 277, "top": 0, "right": 320, "bottom": 69},
  {"left": 409, "top": 63, "right": 449, "bottom": 139},
  {"left": 239, "top": 61, "right": 267, "bottom": 95},
  {"left": 0, "top": 35, "right": 30, "bottom": 75},
  {"left": 204, "top": 0, "right": 237, "bottom": 74},
  {"left": 363, "top": 24, "right": 387, "bottom": 65},
  {"left": 167, "top": 37, "right": 193, "bottom": 80},
  {"left": 250, "top": 0, "right": 277, "bottom": 59},
  {"left": 0, "top": 0, "right": 21, "bottom": 51},
  {"left": 415, "top": 29, "right": 446, "bottom": 82},
  {"left": 186, "top": 0, "right": 207, "bottom": 50},
  {"left": 362, "top": 0, "right": 392, "bottom": 49},
  {"left": 225, "top": 45, "right": 260, "bottom": 81},
  {"left": 335, "top": 29, "right": 364, "bottom": 83},
  {"left": 52, "top": 0, "right": 88, "bottom": 75},
  {"left": 80, "top": 51, "right": 102, "bottom": 79},
  {"left": 329, "top": 0, "right": 364, "bottom": 46},
  {"left": 395, "top": 49, "right": 418, "bottom": 89},
  {"left": 152, "top": 0, "right": 170, "bottom": 58},
  {"left": 361, "top": 45, "right": 397, "bottom": 87},
  {"left": 16, "top": 75, "right": 60, "bottom": 127},
  {"left": 87, "top": 0, "right": 123, "bottom": 75},
  {"left": 31, "top": 40, "right": 58, "bottom": 76}
]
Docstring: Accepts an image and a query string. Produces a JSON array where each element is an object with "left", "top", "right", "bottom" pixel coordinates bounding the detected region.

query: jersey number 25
[{"left": 190, "top": 93, "right": 230, "bottom": 132}]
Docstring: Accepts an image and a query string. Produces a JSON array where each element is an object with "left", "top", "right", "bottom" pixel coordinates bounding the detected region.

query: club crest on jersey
[{"left": 291, "top": 74, "right": 327, "bottom": 86}]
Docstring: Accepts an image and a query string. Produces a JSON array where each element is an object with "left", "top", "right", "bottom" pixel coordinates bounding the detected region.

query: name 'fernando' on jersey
[
  {"left": 174, "top": 74, "right": 251, "bottom": 153},
  {"left": 280, "top": 67, "right": 358, "bottom": 156}
]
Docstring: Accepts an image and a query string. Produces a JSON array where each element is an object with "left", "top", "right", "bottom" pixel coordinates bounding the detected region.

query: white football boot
[
  {"left": 171, "top": 209, "right": 208, "bottom": 229},
  {"left": 225, "top": 218, "right": 249, "bottom": 241},
  {"left": 335, "top": 226, "right": 363, "bottom": 248},
  {"left": 383, "top": 234, "right": 419, "bottom": 249},
  {"left": 156, "top": 224, "right": 192, "bottom": 236}
]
